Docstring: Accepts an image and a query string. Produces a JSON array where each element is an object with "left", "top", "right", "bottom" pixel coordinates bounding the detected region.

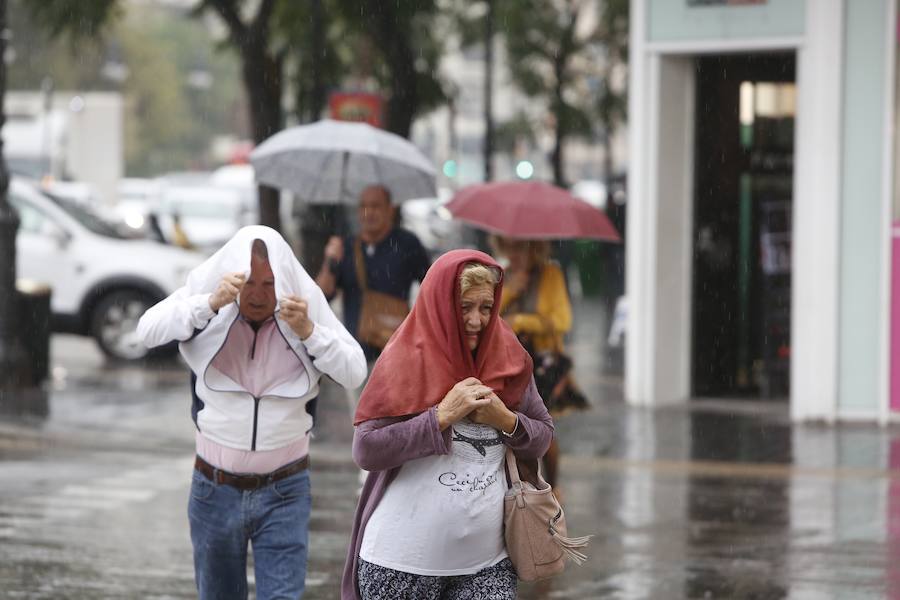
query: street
[
  {"left": 2, "top": 299, "right": 900, "bottom": 598},
  {"left": 5, "top": 1, "right": 900, "bottom": 598}
]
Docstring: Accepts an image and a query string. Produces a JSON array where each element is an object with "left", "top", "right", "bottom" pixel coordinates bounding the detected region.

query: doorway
[{"left": 692, "top": 53, "right": 796, "bottom": 398}]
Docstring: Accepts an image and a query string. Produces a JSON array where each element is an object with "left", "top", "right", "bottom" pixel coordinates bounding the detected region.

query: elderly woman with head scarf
[{"left": 340, "top": 250, "right": 554, "bottom": 600}]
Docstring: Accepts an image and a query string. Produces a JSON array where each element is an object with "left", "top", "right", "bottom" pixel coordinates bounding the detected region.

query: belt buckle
[{"left": 240, "top": 474, "right": 262, "bottom": 490}]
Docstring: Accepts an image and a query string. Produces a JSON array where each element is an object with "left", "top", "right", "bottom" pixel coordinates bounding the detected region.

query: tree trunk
[
  {"left": 371, "top": 3, "right": 417, "bottom": 138},
  {"left": 242, "top": 45, "right": 284, "bottom": 231},
  {"left": 550, "top": 28, "right": 575, "bottom": 188},
  {"left": 298, "top": 203, "right": 346, "bottom": 273},
  {"left": 203, "top": 0, "right": 285, "bottom": 232},
  {"left": 383, "top": 35, "right": 417, "bottom": 138},
  {"left": 550, "top": 6, "right": 580, "bottom": 189},
  {"left": 551, "top": 127, "right": 565, "bottom": 188},
  {"left": 293, "top": 0, "right": 341, "bottom": 268},
  {"left": 551, "top": 77, "right": 566, "bottom": 188},
  {"left": 601, "top": 130, "right": 613, "bottom": 186},
  {"left": 309, "top": 0, "right": 327, "bottom": 121},
  {"left": 255, "top": 186, "right": 280, "bottom": 232},
  {"left": 296, "top": 0, "right": 328, "bottom": 124},
  {"left": 483, "top": 0, "right": 494, "bottom": 181}
]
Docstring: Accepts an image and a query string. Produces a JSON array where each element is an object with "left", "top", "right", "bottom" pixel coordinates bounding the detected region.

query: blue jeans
[{"left": 188, "top": 467, "right": 312, "bottom": 600}]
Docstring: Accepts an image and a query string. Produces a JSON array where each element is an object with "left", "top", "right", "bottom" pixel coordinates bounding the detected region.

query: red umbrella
[{"left": 446, "top": 181, "right": 621, "bottom": 242}]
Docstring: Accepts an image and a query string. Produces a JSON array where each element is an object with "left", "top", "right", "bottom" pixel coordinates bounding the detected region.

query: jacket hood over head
[{"left": 183, "top": 225, "right": 316, "bottom": 304}]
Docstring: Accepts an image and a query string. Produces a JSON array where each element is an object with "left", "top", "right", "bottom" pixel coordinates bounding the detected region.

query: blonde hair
[
  {"left": 489, "top": 236, "right": 551, "bottom": 266},
  {"left": 459, "top": 262, "right": 499, "bottom": 296}
]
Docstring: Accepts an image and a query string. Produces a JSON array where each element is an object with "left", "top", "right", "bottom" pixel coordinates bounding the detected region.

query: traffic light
[
  {"left": 515, "top": 160, "right": 534, "bottom": 179},
  {"left": 442, "top": 159, "right": 458, "bottom": 178}
]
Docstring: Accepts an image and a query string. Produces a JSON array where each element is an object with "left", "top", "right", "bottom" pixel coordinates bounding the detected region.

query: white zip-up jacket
[{"left": 137, "top": 226, "right": 366, "bottom": 451}]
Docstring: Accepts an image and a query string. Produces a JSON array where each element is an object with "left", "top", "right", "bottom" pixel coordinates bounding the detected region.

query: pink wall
[{"left": 892, "top": 223, "right": 900, "bottom": 411}]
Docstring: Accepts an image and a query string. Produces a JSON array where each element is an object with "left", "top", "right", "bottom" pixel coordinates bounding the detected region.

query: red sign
[{"left": 329, "top": 92, "right": 384, "bottom": 128}]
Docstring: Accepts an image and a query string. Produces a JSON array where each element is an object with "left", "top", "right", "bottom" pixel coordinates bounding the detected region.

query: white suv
[{"left": 10, "top": 178, "right": 205, "bottom": 361}]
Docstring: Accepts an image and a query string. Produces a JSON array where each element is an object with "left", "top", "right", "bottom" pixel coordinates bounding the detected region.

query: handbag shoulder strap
[
  {"left": 505, "top": 447, "right": 523, "bottom": 485},
  {"left": 353, "top": 238, "right": 369, "bottom": 292}
]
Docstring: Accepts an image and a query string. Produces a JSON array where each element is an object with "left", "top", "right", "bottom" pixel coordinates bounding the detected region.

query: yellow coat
[{"left": 500, "top": 262, "right": 572, "bottom": 353}]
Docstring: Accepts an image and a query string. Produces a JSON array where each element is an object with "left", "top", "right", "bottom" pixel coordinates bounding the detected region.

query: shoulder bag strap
[
  {"left": 353, "top": 238, "right": 368, "bottom": 292},
  {"left": 505, "top": 447, "right": 522, "bottom": 485}
]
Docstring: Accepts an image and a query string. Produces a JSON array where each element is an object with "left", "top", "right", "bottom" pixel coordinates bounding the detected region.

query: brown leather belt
[{"left": 194, "top": 454, "right": 309, "bottom": 491}]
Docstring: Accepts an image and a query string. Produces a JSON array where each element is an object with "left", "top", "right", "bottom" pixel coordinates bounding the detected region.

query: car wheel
[{"left": 91, "top": 289, "right": 157, "bottom": 361}]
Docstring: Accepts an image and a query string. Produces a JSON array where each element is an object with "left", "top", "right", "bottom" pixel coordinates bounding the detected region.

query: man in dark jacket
[{"left": 315, "top": 185, "right": 430, "bottom": 362}]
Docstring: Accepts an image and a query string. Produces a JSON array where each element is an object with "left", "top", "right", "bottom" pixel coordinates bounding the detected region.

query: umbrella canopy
[
  {"left": 249, "top": 119, "right": 436, "bottom": 204},
  {"left": 446, "top": 181, "right": 621, "bottom": 241}
]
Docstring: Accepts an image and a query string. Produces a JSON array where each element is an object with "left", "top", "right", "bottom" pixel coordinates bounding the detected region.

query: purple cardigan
[{"left": 340, "top": 376, "right": 554, "bottom": 599}]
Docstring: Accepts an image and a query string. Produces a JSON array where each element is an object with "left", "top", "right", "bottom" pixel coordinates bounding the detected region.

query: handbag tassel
[{"left": 551, "top": 529, "right": 593, "bottom": 565}]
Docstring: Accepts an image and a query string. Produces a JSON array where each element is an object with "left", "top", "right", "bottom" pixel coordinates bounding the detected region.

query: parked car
[
  {"left": 155, "top": 184, "right": 251, "bottom": 253},
  {"left": 112, "top": 177, "right": 163, "bottom": 233},
  {"left": 9, "top": 178, "right": 205, "bottom": 361}
]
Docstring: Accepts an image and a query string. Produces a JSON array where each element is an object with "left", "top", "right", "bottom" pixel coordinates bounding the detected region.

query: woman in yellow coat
[{"left": 494, "top": 237, "right": 586, "bottom": 499}]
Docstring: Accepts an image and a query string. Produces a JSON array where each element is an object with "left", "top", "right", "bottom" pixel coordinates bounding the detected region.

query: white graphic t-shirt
[{"left": 359, "top": 419, "right": 509, "bottom": 576}]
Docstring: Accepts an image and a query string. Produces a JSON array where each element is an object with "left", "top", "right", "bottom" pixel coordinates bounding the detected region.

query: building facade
[{"left": 626, "top": 0, "right": 897, "bottom": 422}]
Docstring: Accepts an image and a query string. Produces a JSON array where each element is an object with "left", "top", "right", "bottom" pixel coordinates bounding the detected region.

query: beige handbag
[
  {"left": 503, "top": 448, "right": 591, "bottom": 581},
  {"left": 353, "top": 240, "right": 409, "bottom": 349}
]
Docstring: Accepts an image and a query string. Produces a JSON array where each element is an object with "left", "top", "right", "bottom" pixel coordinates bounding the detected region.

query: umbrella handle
[
  {"left": 340, "top": 150, "right": 349, "bottom": 205},
  {"left": 334, "top": 150, "right": 349, "bottom": 237}
]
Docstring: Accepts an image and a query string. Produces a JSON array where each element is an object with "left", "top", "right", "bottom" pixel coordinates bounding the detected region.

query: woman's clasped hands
[{"left": 436, "top": 377, "right": 517, "bottom": 434}]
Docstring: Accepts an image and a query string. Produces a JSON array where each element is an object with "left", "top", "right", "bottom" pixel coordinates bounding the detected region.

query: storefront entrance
[{"left": 692, "top": 53, "right": 796, "bottom": 399}]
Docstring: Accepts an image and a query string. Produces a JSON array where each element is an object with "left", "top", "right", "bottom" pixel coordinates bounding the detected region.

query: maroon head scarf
[{"left": 354, "top": 249, "right": 533, "bottom": 425}]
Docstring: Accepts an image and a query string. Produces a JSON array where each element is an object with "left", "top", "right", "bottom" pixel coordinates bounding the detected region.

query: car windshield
[
  {"left": 162, "top": 188, "right": 242, "bottom": 219},
  {"left": 167, "top": 199, "right": 238, "bottom": 218},
  {"left": 46, "top": 194, "right": 126, "bottom": 239}
]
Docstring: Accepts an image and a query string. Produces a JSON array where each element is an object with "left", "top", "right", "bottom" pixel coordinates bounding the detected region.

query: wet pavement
[{"left": 2, "top": 298, "right": 900, "bottom": 598}]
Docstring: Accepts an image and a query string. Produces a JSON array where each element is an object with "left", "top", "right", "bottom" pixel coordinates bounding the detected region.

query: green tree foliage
[
  {"left": 10, "top": 0, "right": 243, "bottom": 176},
  {"left": 21, "top": 0, "right": 120, "bottom": 40},
  {"left": 118, "top": 18, "right": 190, "bottom": 176},
  {"left": 494, "top": 111, "right": 538, "bottom": 154},
  {"left": 194, "top": 0, "right": 449, "bottom": 139},
  {"left": 117, "top": 7, "right": 244, "bottom": 175},
  {"left": 9, "top": 0, "right": 113, "bottom": 91},
  {"left": 499, "top": 0, "right": 596, "bottom": 187},
  {"left": 594, "top": 0, "right": 628, "bottom": 176},
  {"left": 195, "top": 0, "right": 287, "bottom": 230},
  {"left": 127, "top": 6, "right": 243, "bottom": 174},
  {"left": 11, "top": 0, "right": 457, "bottom": 236},
  {"left": 453, "top": 0, "right": 629, "bottom": 187},
  {"left": 275, "top": 0, "right": 351, "bottom": 124},
  {"left": 339, "top": 0, "right": 448, "bottom": 137}
]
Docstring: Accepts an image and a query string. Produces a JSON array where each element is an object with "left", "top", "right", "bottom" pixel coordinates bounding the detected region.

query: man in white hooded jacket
[{"left": 137, "top": 226, "right": 366, "bottom": 600}]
